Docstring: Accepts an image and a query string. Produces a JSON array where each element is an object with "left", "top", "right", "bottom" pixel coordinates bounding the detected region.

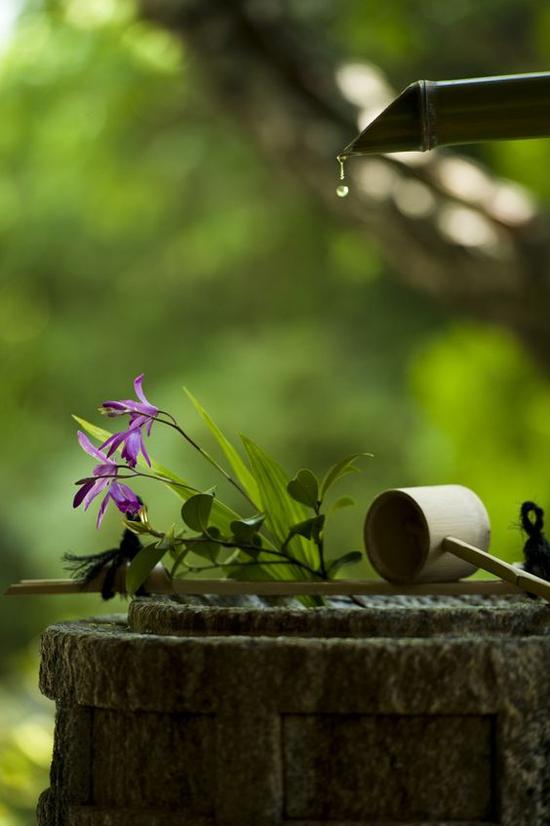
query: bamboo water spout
[{"left": 340, "top": 71, "right": 550, "bottom": 159}]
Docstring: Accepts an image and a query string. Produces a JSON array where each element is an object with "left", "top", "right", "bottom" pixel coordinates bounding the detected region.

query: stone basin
[{"left": 37, "top": 594, "right": 550, "bottom": 825}]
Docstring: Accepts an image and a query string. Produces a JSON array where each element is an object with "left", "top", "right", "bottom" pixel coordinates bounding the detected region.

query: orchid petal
[
  {"left": 93, "top": 462, "right": 117, "bottom": 478},
  {"left": 139, "top": 432, "right": 151, "bottom": 466},
  {"left": 101, "top": 401, "right": 128, "bottom": 416},
  {"left": 77, "top": 431, "right": 109, "bottom": 463},
  {"left": 120, "top": 429, "right": 141, "bottom": 467},
  {"left": 133, "top": 376, "right": 158, "bottom": 419},
  {"left": 73, "top": 479, "right": 96, "bottom": 508},
  {"left": 133, "top": 374, "right": 147, "bottom": 404},
  {"left": 96, "top": 490, "right": 111, "bottom": 528},
  {"left": 100, "top": 431, "right": 127, "bottom": 457},
  {"left": 110, "top": 482, "right": 140, "bottom": 514},
  {"left": 83, "top": 478, "right": 109, "bottom": 510},
  {"left": 120, "top": 399, "right": 147, "bottom": 413},
  {"left": 129, "top": 413, "right": 147, "bottom": 427}
]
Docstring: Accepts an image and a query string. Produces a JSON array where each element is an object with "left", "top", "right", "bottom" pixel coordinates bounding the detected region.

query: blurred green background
[{"left": 2, "top": 0, "right": 550, "bottom": 822}]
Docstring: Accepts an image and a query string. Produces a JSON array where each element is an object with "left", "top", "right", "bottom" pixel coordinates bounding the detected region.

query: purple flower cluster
[
  {"left": 73, "top": 375, "right": 159, "bottom": 526},
  {"left": 73, "top": 433, "right": 141, "bottom": 527}
]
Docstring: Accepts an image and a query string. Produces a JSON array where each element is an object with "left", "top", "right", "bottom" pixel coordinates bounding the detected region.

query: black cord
[{"left": 521, "top": 501, "right": 550, "bottom": 584}]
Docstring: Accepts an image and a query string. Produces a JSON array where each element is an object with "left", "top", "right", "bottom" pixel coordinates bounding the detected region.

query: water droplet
[
  {"left": 337, "top": 154, "right": 346, "bottom": 181},
  {"left": 336, "top": 184, "right": 349, "bottom": 198}
]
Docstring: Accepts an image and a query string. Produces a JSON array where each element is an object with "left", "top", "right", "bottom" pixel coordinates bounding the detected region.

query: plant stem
[
  {"left": 313, "top": 503, "right": 327, "bottom": 578},
  {"left": 177, "top": 534, "right": 322, "bottom": 578},
  {"left": 180, "top": 560, "right": 307, "bottom": 574}
]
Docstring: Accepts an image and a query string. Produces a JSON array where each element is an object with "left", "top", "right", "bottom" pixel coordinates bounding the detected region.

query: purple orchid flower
[
  {"left": 101, "top": 374, "right": 158, "bottom": 436},
  {"left": 99, "top": 374, "right": 158, "bottom": 468},
  {"left": 100, "top": 424, "right": 151, "bottom": 469},
  {"left": 73, "top": 431, "right": 141, "bottom": 527}
]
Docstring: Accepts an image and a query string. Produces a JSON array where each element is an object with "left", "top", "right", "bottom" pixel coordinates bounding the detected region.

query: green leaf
[
  {"left": 126, "top": 541, "right": 167, "bottom": 595},
  {"left": 73, "top": 415, "right": 113, "bottom": 444},
  {"left": 327, "top": 551, "right": 363, "bottom": 579},
  {"left": 181, "top": 493, "right": 214, "bottom": 532},
  {"left": 230, "top": 514, "right": 265, "bottom": 544},
  {"left": 320, "top": 453, "right": 371, "bottom": 499},
  {"left": 287, "top": 469, "right": 319, "bottom": 508},
  {"left": 241, "top": 435, "right": 315, "bottom": 568},
  {"left": 330, "top": 496, "right": 356, "bottom": 512},
  {"left": 187, "top": 538, "right": 221, "bottom": 564},
  {"left": 184, "top": 388, "right": 260, "bottom": 505},
  {"left": 288, "top": 514, "right": 325, "bottom": 541}
]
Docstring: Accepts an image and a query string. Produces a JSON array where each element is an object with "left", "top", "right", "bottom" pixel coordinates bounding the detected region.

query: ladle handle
[{"left": 443, "top": 537, "right": 550, "bottom": 600}]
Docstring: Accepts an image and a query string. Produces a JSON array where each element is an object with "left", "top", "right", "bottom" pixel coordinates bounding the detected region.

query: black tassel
[
  {"left": 521, "top": 501, "right": 550, "bottom": 585},
  {"left": 63, "top": 509, "right": 147, "bottom": 600}
]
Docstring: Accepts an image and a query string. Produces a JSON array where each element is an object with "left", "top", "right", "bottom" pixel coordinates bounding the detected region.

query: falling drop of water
[{"left": 336, "top": 154, "right": 349, "bottom": 197}]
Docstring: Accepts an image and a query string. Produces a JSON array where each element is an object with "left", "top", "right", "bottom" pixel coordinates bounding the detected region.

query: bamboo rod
[
  {"left": 341, "top": 71, "right": 550, "bottom": 157},
  {"left": 173, "top": 579, "right": 520, "bottom": 596},
  {"left": 4, "top": 577, "right": 522, "bottom": 597},
  {"left": 443, "top": 537, "right": 550, "bottom": 600}
]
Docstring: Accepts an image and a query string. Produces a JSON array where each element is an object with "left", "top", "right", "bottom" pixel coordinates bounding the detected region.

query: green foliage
[
  {"left": 126, "top": 540, "right": 167, "bottom": 595},
  {"left": 287, "top": 515, "right": 325, "bottom": 542},
  {"left": 181, "top": 492, "right": 215, "bottom": 533},
  {"left": 327, "top": 551, "right": 364, "bottom": 578},
  {"left": 287, "top": 469, "right": 319, "bottom": 508},
  {"left": 230, "top": 514, "right": 265, "bottom": 545},
  {"left": 184, "top": 387, "right": 260, "bottom": 505},
  {"left": 73, "top": 390, "right": 367, "bottom": 587},
  {"left": 240, "top": 436, "right": 314, "bottom": 563},
  {"left": 320, "top": 454, "right": 369, "bottom": 499}
]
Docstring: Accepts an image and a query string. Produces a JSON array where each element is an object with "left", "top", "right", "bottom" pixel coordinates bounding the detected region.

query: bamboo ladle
[{"left": 364, "top": 485, "right": 550, "bottom": 600}]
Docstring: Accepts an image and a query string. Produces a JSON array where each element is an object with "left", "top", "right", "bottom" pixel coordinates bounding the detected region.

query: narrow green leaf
[
  {"left": 320, "top": 453, "right": 371, "bottom": 499},
  {"left": 73, "top": 415, "right": 113, "bottom": 444},
  {"left": 330, "top": 496, "right": 356, "bottom": 513},
  {"left": 287, "top": 469, "right": 319, "bottom": 508},
  {"left": 184, "top": 388, "right": 260, "bottom": 505},
  {"left": 181, "top": 493, "right": 214, "bottom": 532},
  {"left": 126, "top": 542, "right": 167, "bottom": 595},
  {"left": 241, "top": 435, "right": 316, "bottom": 567},
  {"left": 327, "top": 550, "right": 363, "bottom": 579}
]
